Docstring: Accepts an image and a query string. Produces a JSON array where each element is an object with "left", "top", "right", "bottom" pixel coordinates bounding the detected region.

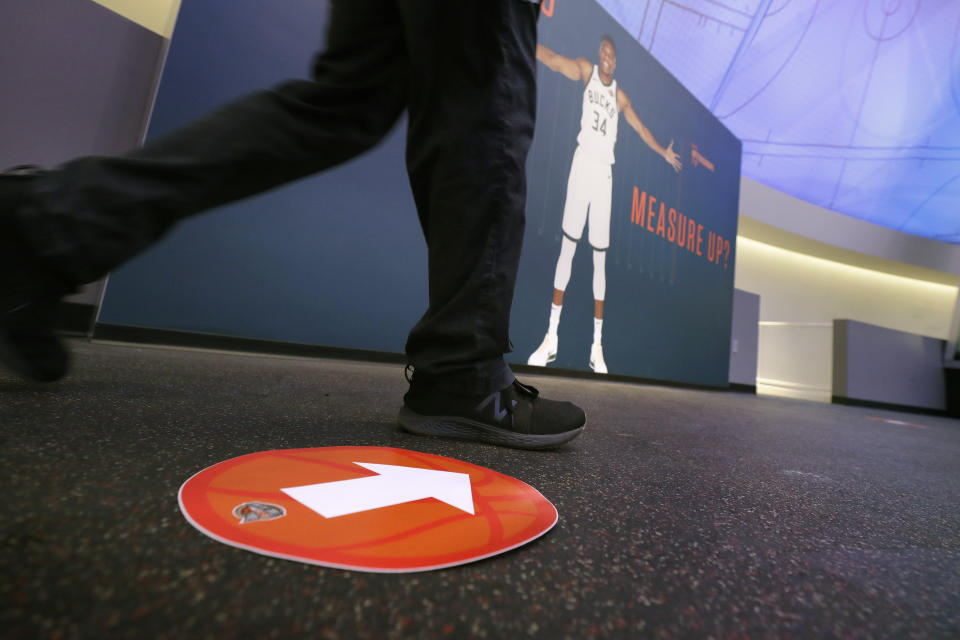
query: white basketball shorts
[{"left": 560, "top": 146, "right": 613, "bottom": 251}]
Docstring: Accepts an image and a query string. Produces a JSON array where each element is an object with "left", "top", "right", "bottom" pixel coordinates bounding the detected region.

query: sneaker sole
[
  {"left": 397, "top": 406, "right": 584, "bottom": 450},
  {"left": 526, "top": 352, "right": 557, "bottom": 367}
]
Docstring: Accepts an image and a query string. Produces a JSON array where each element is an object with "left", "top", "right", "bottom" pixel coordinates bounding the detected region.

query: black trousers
[{"left": 17, "top": 0, "right": 540, "bottom": 395}]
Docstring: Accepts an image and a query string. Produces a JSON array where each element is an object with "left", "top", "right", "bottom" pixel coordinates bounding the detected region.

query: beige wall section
[
  {"left": 734, "top": 177, "right": 960, "bottom": 402},
  {"left": 734, "top": 237, "right": 958, "bottom": 402},
  {"left": 736, "top": 238, "right": 957, "bottom": 337},
  {"left": 90, "top": 0, "right": 182, "bottom": 38}
]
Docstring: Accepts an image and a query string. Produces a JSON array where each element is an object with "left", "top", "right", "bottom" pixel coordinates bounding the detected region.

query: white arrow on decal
[{"left": 280, "top": 462, "right": 475, "bottom": 518}]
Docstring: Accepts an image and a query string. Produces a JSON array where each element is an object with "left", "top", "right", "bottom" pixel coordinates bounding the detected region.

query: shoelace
[{"left": 512, "top": 379, "right": 539, "bottom": 399}]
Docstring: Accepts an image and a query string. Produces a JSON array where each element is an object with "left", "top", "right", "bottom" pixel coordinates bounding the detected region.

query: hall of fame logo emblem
[{"left": 233, "top": 502, "right": 286, "bottom": 524}]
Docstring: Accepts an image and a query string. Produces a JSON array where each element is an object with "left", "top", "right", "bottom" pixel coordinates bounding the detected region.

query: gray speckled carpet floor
[{"left": 1, "top": 340, "right": 958, "bottom": 639}]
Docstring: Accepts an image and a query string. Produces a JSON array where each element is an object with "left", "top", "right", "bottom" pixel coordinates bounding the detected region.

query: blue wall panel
[
  {"left": 99, "top": 0, "right": 427, "bottom": 354},
  {"left": 100, "top": 0, "right": 741, "bottom": 387}
]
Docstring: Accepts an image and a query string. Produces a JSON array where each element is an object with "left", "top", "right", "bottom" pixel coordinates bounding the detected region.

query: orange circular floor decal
[{"left": 178, "top": 446, "right": 558, "bottom": 572}]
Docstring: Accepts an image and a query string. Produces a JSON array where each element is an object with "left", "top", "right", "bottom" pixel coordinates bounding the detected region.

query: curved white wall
[
  {"left": 739, "top": 178, "right": 960, "bottom": 276},
  {"left": 734, "top": 177, "right": 960, "bottom": 402}
]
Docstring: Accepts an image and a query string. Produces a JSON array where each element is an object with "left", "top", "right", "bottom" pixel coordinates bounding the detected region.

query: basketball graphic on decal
[{"left": 178, "top": 447, "right": 558, "bottom": 572}]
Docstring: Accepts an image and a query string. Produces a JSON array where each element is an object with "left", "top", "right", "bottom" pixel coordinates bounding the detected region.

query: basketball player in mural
[{"left": 527, "top": 35, "right": 682, "bottom": 374}]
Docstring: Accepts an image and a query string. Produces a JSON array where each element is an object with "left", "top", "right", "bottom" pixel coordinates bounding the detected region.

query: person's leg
[
  {"left": 587, "top": 161, "right": 612, "bottom": 374},
  {"left": 396, "top": 0, "right": 585, "bottom": 448},
  {"left": 525, "top": 235, "right": 574, "bottom": 367},
  {"left": 9, "top": 1, "right": 408, "bottom": 288},
  {"left": 399, "top": 0, "right": 535, "bottom": 394},
  {"left": 1, "top": 0, "right": 407, "bottom": 381},
  {"left": 549, "top": 235, "right": 577, "bottom": 321},
  {"left": 589, "top": 249, "right": 607, "bottom": 373},
  {"left": 527, "top": 147, "right": 590, "bottom": 367}
]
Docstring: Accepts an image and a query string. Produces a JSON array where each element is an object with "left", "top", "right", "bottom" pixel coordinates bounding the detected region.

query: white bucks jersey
[{"left": 576, "top": 65, "right": 619, "bottom": 165}]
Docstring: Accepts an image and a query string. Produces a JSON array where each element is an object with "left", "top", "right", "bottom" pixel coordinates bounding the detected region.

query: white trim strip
[
  {"left": 756, "top": 377, "right": 831, "bottom": 392},
  {"left": 759, "top": 322, "right": 833, "bottom": 327}
]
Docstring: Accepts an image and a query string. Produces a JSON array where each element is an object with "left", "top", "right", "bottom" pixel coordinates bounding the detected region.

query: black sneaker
[
  {"left": 0, "top": 166, "right": 72, "bottom": 382},
  {"left": 0, "top": 294, "right": 71, "bottom": 382},
  {"left": 398, "top": 378, "right": 586, "bottom": 450}
]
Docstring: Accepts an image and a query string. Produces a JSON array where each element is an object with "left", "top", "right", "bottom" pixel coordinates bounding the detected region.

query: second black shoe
[
  {"left": 398, "top": 379, "right": 586, "bottom": 450},
  {"left": 0, "top": 295, "right": 70, "bottom": 382},
  {"left": 0, "top": 167, "right": 72, "bottom": 382}
]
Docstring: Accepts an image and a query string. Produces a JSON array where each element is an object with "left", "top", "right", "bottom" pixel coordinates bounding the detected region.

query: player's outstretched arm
[
  {"left": 620, "top": 89, "right": 682, "bottom": 172},
  {"left": 536, "top": 44, "right": 591, "bottom": 84}
]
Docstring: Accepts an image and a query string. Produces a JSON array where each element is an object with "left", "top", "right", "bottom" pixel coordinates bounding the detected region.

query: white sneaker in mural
[
  {"left": 527, "top": 332, "right": 558, "bottom": 366},
  {"left": 589, "top": 342, "right": 607, "bottom": 374}
]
